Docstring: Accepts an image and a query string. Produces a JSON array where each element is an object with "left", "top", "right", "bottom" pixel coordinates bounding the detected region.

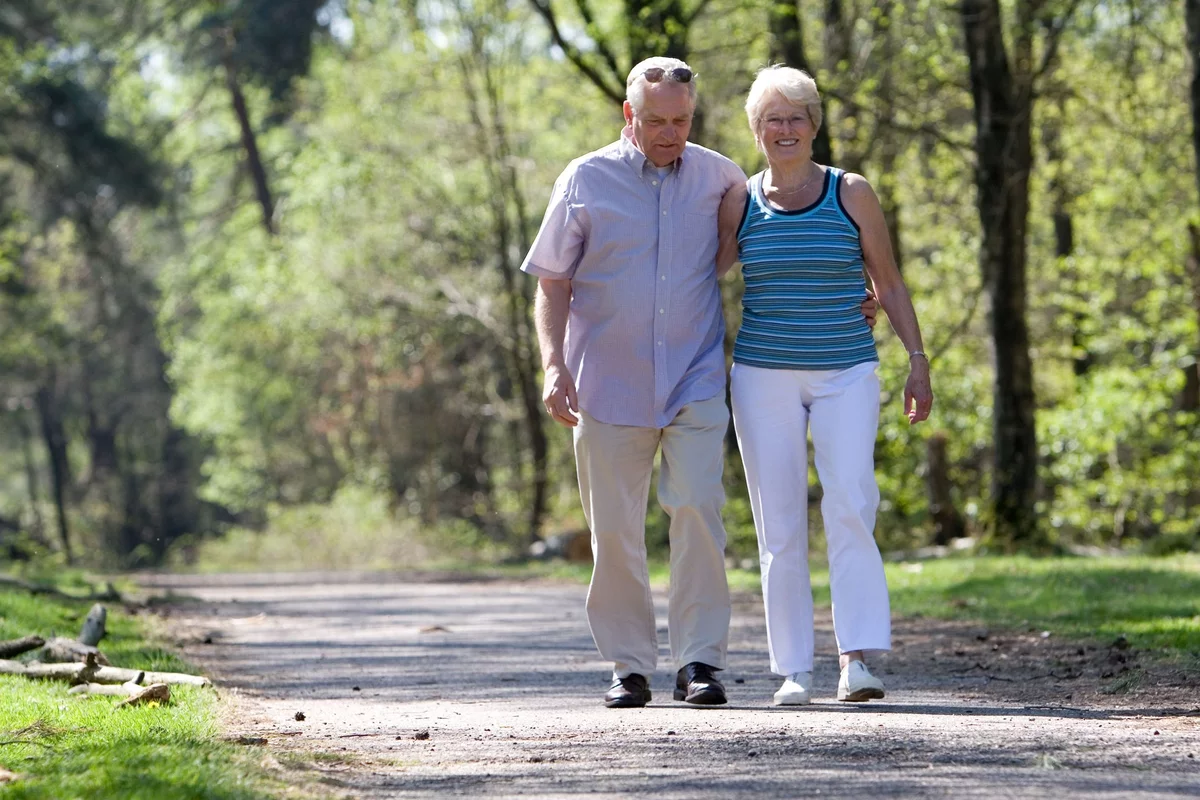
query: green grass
[
  {"left": 0, "top": 579, "right": 314, "bottom": 800},
  {"left": 880, "top": 554, "right": 1200, "bottom": 652},
  {"left": 501, "top": 554, "right": 1200, "bottom": 653}
]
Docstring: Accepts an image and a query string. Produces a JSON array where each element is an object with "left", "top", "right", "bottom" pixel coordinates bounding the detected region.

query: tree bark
[
  {"left": 34, "top": 382, "right": 73, "bottom": 564},
  {"left": 1183, "top": 224, "right": 1200, "bottom": 411},
  {"left": 0, "top": 657, "right": 210, "bottom": 687},
  {"left": 1188, "top": 0, "right": 1200, "bottom": 206},
  {"left": 15, "top": 404, "right": 45, "bottom": 542},
  {"left": 223, "top": 41, "right": 276, "bottom": 236},
  {"left": 0, "top": 636, "right": 44, "bottom": 659},
  {"left": 961, "top": 0, "right": 1039, "bottom": 548},
  {"left": 1046, "top": 116, "right": 1088, "bottom": 378},
  {"left": 79, "top": 603, "right": 107, "bottom": 647},
  {"left": 768, "top": 0, "right": 834, "bottom": 165},
  {"left": 824, "top": 0, "right": 861, "bottom": 173},
  {"left": 38, "top": 637, "right": 110, "bottom": 665},
  {"left": 1185, "top": 0, "right": 1200, "bottom": 411},
  {"left": 458, "top": 24, "right": 549, "bottom": 543},
  {"left": 927, "top": 433, "right": 965, "bottom": 546},
  {"left": 873, "top": 0, "right": 902, "bottom": 271}
]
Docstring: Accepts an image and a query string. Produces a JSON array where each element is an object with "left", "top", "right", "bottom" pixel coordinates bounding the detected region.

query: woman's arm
[
  {"left": 716, "top": 181, "right": 749, "bottom": 278},
  {"left": 842, "top": 173, "right": 933, "bottom": 424}
]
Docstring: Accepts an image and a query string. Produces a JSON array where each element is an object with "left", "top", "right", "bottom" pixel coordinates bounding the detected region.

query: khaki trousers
[{"left": 573, "top": 393, "right": 731, "bottom": 678}]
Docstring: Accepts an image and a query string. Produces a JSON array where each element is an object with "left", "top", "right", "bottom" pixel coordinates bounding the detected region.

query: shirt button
[
  {"left": 652, "top": 180, "right": 659, "bottom": 186},
  {"left": 659, "top": 308, "right": 665, "bottom": 314},
  {"left": 662, "top": 210, "right": 667, "bottom": 216},
  {"left": 658, "top": 341, "right": 663, "bottom": 346}
]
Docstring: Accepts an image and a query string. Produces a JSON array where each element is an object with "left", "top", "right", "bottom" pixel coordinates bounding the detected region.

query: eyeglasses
[{"left": 638, "top": 66, "right": 693, "bottom": 84}]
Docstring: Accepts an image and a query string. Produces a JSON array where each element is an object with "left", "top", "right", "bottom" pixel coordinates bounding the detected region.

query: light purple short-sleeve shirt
[{"left": 522, "top": 130, "right": 746, "bottom": 428}]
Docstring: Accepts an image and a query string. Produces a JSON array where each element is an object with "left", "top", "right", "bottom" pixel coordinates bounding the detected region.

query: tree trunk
[
  {"left": 34, "top": 383, "right": 73, "bottom": 564},
  {"left": 16, "top": 404, "right": 45, "bottom": 542},
  {"left": 1183, "top": 224, "right": 1200, "bottom": 412},
  {"left": 927, "top": 433, "right": 965, "bottom": 545},
  {"left": 824, "top": 0, "right": 861, "bottom": 173},
  {"left": 1188, "top": 0, "right": 1200, "bottom": 205},
  {"left": 459, "top": 34, "right": 549, "bottom": 544},
  {"left": 83, "top": 377, "right": 119, "bottom": 482},
  {"left": 768, "top": 0, "right": 834, "bottom": 165},
  {"left": 1046, "top": 118, "right": 1088, "bottom": 378},
  {"left": 223, "top": 44, "right": 276, "bottom": 236},
  {"left": 961, "top": 0, "right": 1039, "bottom": 548},
  {"left": 1185, "top": 1, "right": 1200, "bottom": 411},
  {"left": 874, "top": 0, "right": 902, "bottom": 271}
]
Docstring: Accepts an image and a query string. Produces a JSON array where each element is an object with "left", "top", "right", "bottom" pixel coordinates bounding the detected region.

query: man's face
[{"left": 623, "top": 82, "right": 694, "bottom": 167}]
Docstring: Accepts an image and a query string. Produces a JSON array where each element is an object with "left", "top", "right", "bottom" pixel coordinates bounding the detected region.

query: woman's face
[{"left": 756, "top": 93, "right": 816, "bottom": 165}]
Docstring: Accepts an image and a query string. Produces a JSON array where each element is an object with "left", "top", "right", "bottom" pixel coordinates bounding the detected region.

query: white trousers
[
  {"left": 730, "top": 361, "right": 891, "bottom": 676},
  {"left": 573, "top": 393, "right": 731, "bottom": 678}
]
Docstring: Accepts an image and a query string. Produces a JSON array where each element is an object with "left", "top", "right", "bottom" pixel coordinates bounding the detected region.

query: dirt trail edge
[{"left": 141, "top": 573, "right": 1199, "bottom": 799}]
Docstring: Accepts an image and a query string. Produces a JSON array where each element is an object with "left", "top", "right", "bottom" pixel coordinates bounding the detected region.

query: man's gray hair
[{"left": 626, "top": 56, "right": 697, "bottom": 111}]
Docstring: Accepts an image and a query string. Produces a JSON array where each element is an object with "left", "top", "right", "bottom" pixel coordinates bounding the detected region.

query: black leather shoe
[
  {"left": 604, "top": 673, "right": 651, "bottom": 708},
  {"left": 674, "top": 662, "right": 727, "bottom": 705}
]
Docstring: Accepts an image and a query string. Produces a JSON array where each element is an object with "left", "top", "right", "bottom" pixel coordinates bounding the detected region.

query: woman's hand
[{"left": 904, "top": 355, "right": 933, "bottom": 424}]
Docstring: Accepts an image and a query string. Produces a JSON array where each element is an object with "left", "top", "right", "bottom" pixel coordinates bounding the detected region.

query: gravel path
[{"left": 141, "top": 572, "right": 1199, "bottom": 798}]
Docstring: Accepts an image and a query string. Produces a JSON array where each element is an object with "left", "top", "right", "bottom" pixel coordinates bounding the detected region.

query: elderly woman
[{"left": 717, "top": 65, "right": 933, "bottom": 705}]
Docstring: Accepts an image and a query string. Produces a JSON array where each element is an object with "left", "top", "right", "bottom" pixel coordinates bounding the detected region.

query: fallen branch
[
  {"left": 115, "top": 683, "right": 170, "bottom": 708},
  {"left": 68, "top": 672, "right": 147, "bottom": 697},
  {"left": 0, "top": 655, "right": 210, "bottom": 687},
  {"left": 0, "top": 637, "right": 44, "bottom": 659},
  {"left": 78, "top": 604, "right": 107, "bottom": 647},
  {"left": 38, "top": 638, "right": 110, "bottom": 666}
]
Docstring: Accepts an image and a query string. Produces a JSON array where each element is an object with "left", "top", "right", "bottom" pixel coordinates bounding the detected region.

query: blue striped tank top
[{"left": 733, "top": 167, "right": 878, "bottom": 370}]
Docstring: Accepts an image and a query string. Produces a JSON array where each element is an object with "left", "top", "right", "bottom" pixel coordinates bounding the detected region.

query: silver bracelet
[{"left": 908, "top": 350, "right": 928, "bottom": 360}]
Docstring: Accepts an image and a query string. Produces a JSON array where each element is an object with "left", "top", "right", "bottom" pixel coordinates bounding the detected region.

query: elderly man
[{"left": 522, "top": 57, "right": 870, "bottom": 708}]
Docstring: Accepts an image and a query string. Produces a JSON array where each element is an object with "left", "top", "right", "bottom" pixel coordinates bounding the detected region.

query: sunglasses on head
[{"left": 641, "top": 66, "right": 693, "bottom": 84}]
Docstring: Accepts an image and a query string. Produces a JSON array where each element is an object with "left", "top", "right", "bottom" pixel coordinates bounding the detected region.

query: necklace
[{"left": 766, "top": 166, "right": 822, "bottom": 196}]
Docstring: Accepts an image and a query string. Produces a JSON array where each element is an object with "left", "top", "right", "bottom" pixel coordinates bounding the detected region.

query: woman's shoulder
[
  {"left": 834, "top": 170, "right": 880, "bottom": 211},
  {"left": 834, "top": 169, "right": 875, "bottom": 196}
]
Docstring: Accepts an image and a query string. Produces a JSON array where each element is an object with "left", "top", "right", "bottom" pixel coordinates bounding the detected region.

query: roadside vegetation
[
  {"left": 500, "top": 554, "right": 1200, "bottom": 654},
  {"left": 0, "top": 574, "right": 319, "bottom": 800}
]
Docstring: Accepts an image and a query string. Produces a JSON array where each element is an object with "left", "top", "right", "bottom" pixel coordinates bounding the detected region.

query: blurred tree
[
  {"left": 0, "top": 0, "right": 205, "bottom": 565},
  {"left": 524, "top": 0, "right": 704, "bottom": 103},
  {"left": 187, "top": 0, "right": 328, "bottom": 235},
  {"left": 1185, "top": 0, "right": 1200, "bottom": 410},
  {"left": 960, "top": 0, "right": 1081, "bottom": 549}
]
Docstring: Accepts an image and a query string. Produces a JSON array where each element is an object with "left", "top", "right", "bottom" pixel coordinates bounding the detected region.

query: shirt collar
[{"left": 620, "top": 125, "right": 684, "bottom": 171}]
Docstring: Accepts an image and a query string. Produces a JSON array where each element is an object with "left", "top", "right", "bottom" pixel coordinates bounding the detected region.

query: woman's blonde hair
[{"left": 744, "top": 65, "right": 823, "bottom": 147}]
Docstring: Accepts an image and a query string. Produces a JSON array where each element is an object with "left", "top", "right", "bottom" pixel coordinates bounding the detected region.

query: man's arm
[{"left": 535, "top": 277, "right": 579, "bottom": 427}]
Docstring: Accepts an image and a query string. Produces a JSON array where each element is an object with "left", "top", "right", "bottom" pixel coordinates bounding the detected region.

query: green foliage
[
  {"left": 169, "top": 484, "right": 509, "bottom": 572},
  {"left": 0, "top": 0, "right": 1197, "bottom": 565}
]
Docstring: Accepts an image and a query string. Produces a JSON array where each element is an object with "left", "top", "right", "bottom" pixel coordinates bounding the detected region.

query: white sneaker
[
  {"left": 837, "top": 660, "right": 885, "bottom": 702},
  {"left": 773, "top": 672, "right": 812, "bottom": 706}
]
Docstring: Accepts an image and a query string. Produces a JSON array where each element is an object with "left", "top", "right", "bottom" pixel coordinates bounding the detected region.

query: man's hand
[
  {"left": 861, "top": 290, "right": 879, "bottom": 329},
  {"left": 903, "top": 355, "right": 933, "bottom": 424},
  {"left": 543, "top": 363, "right": 580, "bottom": 427}
]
